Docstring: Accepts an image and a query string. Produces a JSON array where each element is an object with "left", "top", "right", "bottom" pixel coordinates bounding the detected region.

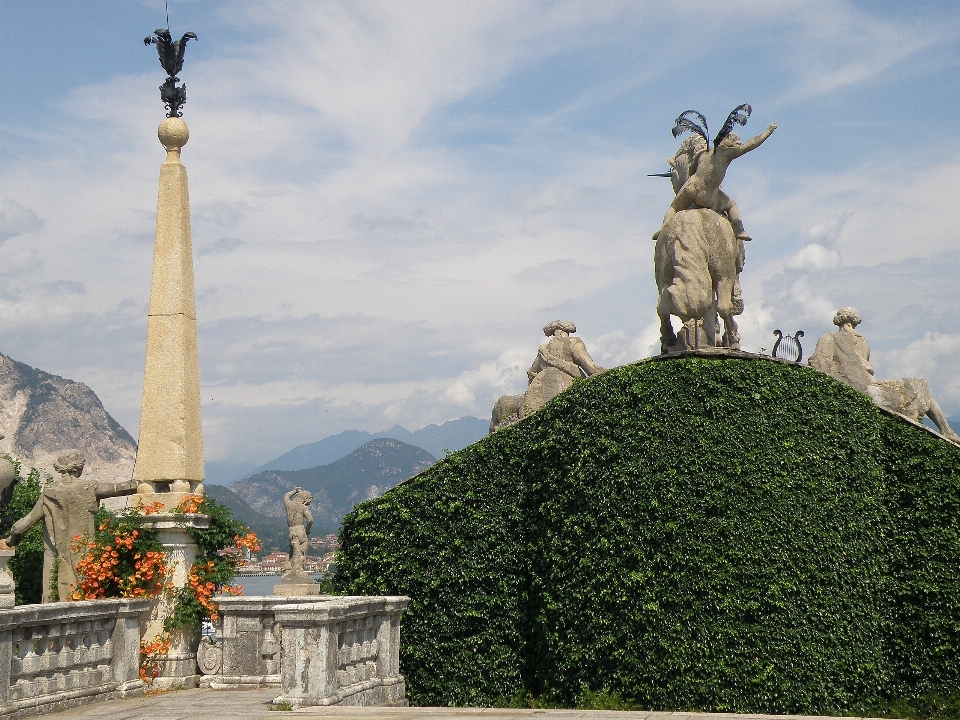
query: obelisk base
[{"left": 139, "top": 512, "right": 210, "bottom": 689}]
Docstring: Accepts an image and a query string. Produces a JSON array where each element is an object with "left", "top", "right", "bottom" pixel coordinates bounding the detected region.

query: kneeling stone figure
[
  {"left": 808, "top": 307, "right": 959, "bottom": 443},
  {"left": 490, "top": 321, "right": 605, "bottom": 432}
]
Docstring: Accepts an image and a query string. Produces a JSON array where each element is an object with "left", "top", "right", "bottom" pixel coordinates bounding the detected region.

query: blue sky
[{"left": 2, "top": 0, "right": 959, "bottom": 468}]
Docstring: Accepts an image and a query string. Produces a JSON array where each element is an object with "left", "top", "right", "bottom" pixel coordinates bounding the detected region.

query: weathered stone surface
[
  {"left": 0, "top": 548, "right": 15, "bottom": 609},
  {"left": 868, "top": 379, "right": 960, "bottom": 443},
  {"left": 279, "top": 488, "right": 314, "bottom": 586},
  {"left": 490, "top": 321, "right": 604, "bottom": 432},
  {"left": 134, "top": 117, "right": 205, "bottom": 495},
  {"left": 0, "top": 354, "right": 137, "bottom": 485},
  {"left": 273, "top": 583, "right": 320, "bottom": 596},
  {"left": 808, "top": 307, "right": 875, "bottom": 392},
  {"left": 0, "top": 448, "right": 14, "bottom": 536},
  {"left": 4, "top": 451, "right": 135, "bottom": 602},
  {"left": 198, "top": 596, "right": 295, "bottom": 689},
  {"left": 655, "top": 208, "right": 743, "bottom": 353},
  {"left": 272, "top": 596, "right": 409, "bottom": 708},
  {"left": 809, "top": 307, "right": 959, "bottom": 443},
  {"left": 0, "top": 598, "right": 149, "bottom": 718}
]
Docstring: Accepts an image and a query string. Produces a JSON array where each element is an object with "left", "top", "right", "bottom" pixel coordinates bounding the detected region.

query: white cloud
[
  {"left": 3, "top": 0, "right": 960, "bottom": 462},
  {"left": 0, "top": 200, "right": 42, "bottom": 243},
  {"left": 785, "top": 243, "right": 841, "bottom": 271}
]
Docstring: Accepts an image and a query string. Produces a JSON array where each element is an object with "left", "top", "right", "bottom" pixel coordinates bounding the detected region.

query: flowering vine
[
  {"left": 164, "top": 494, "right": 260, "bottom": 632},
  {"left": 70, "top": 506, "right": 168, "bottom": 601}
]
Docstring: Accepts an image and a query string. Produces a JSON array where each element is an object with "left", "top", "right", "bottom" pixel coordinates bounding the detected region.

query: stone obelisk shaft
[{"left": 134, "top": 117, "right": 204, "bottom": 495}]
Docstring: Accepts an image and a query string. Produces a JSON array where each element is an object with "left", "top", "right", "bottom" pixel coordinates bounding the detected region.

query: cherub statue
[
  {"left": 281, "top": 488, "right": 314, "bottom": 584},
  {"left": 653, "top": 106, "right": 776, "bottom": 242}
]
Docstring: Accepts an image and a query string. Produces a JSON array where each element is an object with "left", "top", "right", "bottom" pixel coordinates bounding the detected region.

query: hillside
[
  {"left": 231, "top": 438, "right": 435, "bottom": 533},
  {"left": 203, "top": 484, "right": 289, "bottom": 552},
  {"left": 335, "top": 353, "right": 960, "bottom": 713},
  {"left": 248, "top": 417, "right": 486, "bottom": 476},
  {"left": 0, "top": 353, "right": 136, "bottom": 482}
]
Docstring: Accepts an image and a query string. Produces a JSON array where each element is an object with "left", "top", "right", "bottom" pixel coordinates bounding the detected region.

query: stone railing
[
  {"left": 0, "top": 598, "right": 150, "bottom": 719},
  {"left": 199, "top": 595, "right": 409, "bottom": 708},
  {"left": 196, "top": 596, "right": 284, "bottom": 689}
]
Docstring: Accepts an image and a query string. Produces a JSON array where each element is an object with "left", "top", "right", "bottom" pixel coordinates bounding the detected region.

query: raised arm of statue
[
  {"left": 6, "top": 495, "right": 44, "bottom": 547},
  {"left": 94, "top": 478, "right": 138, "bottom": 499},
  {"left": 537, "top": 345, "right": 581, "bottom": 378},
  {"left": 733, "top": 124, "right": 776, "bottom": 156},
  {"left": 569, "top": 338, "right": 605, "bottom": 376}
]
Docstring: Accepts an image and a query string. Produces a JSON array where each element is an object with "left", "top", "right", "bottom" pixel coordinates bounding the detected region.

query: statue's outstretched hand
[{"left": 768, "top": 123, "right": 777, "bottom": 132}]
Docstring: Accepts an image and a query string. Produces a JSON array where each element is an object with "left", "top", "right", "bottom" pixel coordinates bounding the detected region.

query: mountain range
[
  {"left": 248, "top": 418, "right": 486, "bottom": 474},
  {"left": 204, "top": 417, "right": 487, "bottom": 485},
  {"left": 230, "top": 438, "right": 436, "bottom": 536},
  {"left": 0, "top": 353, "right": 136, "bottom": 482}
]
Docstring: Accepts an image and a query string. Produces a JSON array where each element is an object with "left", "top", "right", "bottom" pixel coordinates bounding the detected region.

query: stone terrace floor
[{"left": 34, "top": 688, "right": 893, "bottom": 720}]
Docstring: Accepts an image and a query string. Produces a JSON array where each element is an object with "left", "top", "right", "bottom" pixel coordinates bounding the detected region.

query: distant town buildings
[{"left": 235, "top": 543, "right": 337, "bottom": 576}]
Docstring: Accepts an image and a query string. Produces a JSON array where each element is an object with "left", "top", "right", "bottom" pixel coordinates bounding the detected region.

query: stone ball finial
[
  {"left": 543, "top": 320, "right": 576, "bottom": 337},
  {"left": 158, "top": 117, "right": 189, "bottom": 151},
  {"left": 833, "top": 307, "right": 862, "bottom": 329},
  {"left": 53, "top": 450, "right": 85, "bottom": 477}
]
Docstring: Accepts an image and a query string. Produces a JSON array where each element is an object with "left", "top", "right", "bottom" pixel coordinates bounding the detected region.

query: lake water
[
  {"left": 232, "top": 574, "right": 325, "bottom": 596},
  {"left": 234, "top": 575, "right": 281, "bottom": 596}
]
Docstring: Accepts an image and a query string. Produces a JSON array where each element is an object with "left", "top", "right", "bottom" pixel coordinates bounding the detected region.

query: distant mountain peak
[
  {"left": 230, "top": 438, "right": 435, "bottom": 526},
  {"left": 0, "top": 353, "right": 136, "bottom": 482},
  {"left": 240, "top": 416, "right": 487, "bottom": 479}
]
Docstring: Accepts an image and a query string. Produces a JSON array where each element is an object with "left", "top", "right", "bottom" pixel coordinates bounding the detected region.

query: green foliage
[
  {"left": 4, "top": 460, "right": 50, "bottom": 605},
  {"left": 870, "top": 692, "right": 960, "bottom": 720},
  {"left": 165, "top": 495, "right": 253, "bottom": 634},
  {"left": 334, "top": 357, "right": 960, "bottom": 713}
]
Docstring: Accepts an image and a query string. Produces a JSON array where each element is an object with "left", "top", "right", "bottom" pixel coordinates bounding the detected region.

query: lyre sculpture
[{"left": 772, "top": 330, "right": 805, "bottom": 363}]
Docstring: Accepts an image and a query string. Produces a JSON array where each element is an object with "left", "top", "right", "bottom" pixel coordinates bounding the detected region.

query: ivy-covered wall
[{"left": 334, "top": 356, "right": 960, "bottom": 713}]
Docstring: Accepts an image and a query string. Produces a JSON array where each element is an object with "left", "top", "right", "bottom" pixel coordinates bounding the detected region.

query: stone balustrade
[
  {"left": 198, "top": 595, "right": 409, "bottom": 708},
  {"left": 0, "top": 598, "right": 150, "bottom": 718}
]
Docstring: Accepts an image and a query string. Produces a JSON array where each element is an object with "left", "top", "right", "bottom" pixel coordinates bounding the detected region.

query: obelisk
[
  {"left": 134, "top": 27, "right": 203, "bottom": 501},
  {"left": 135, "top": 29, "right": 209, "bottom": 690},
  {"left": 133, "top": 116, "right": 205, "bottom": 497}
]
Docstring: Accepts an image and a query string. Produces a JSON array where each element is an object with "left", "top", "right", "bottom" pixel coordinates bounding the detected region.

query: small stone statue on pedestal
[
  {"left": 4, "top": 450, "right": 136, "bottom": 602},
  {"left": 274, "top": 487, "right": 319, "bottom": 596}
]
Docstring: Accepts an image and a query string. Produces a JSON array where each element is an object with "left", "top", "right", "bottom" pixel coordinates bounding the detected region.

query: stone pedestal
[
  {"left": 133, "top": 116, "right": 205, "bottom": 497},
  {"left": 273, "top": 583, "right": 320, "bottom": 597},
  {"left": 139, "top": 510, "right": 210, "bottom": 689},
  {"left": 0, "top": 549, "right": 15, "bottom": 609}
]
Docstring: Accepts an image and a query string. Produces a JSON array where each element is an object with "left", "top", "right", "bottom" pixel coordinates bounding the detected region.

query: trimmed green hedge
[{"left": 334, "top": 356, "right": 960, "bottom": 713}]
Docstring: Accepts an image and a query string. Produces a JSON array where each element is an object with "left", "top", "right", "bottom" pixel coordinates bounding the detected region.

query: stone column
[
  {"left": 133, "top": 116, "right": 205, "bottom": 498},
  {"left": 139, "top": 513, "right": 210, "bottom": 690},
  {"left": 111, "top": 598, "right": 152, "bottom": 696}
]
